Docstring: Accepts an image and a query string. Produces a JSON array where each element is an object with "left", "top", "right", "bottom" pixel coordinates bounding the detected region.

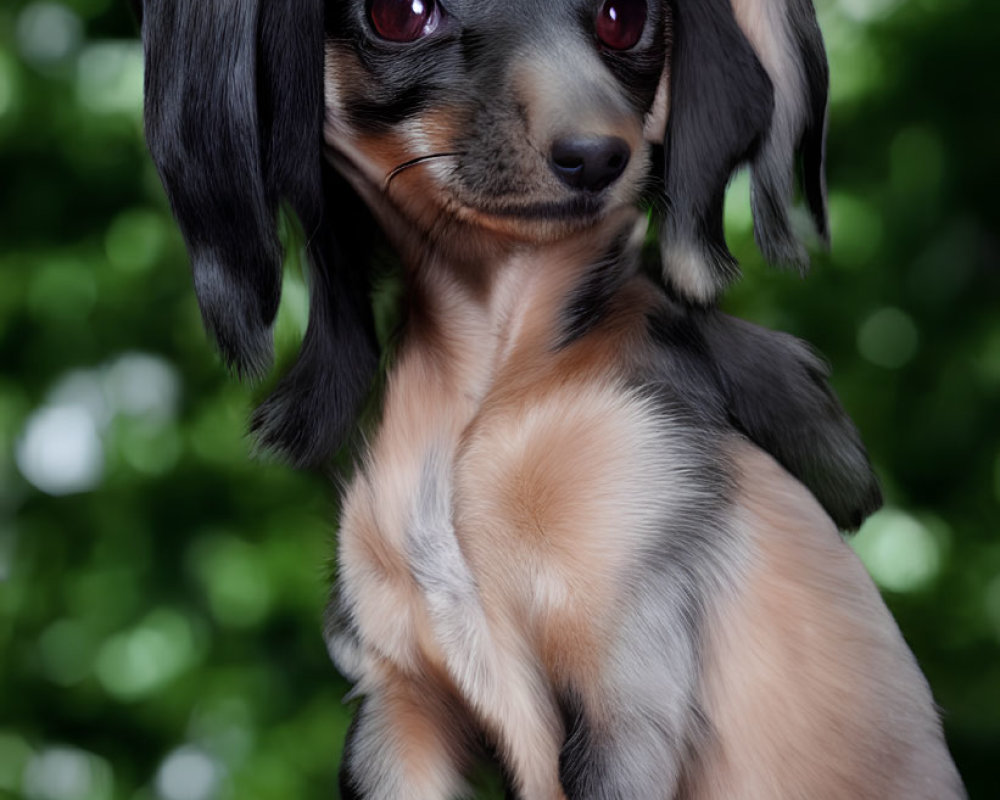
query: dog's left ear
[
  {"left": 659, "top": 0, "right": 829, "bottom": 303},
  {"left": 137, "top": 0, "right": 378, "bottom": 467}
]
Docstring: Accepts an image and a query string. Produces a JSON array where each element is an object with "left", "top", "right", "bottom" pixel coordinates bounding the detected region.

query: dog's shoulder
[{"left": 643, "top": 300, "right": 882, "bottom": 531}]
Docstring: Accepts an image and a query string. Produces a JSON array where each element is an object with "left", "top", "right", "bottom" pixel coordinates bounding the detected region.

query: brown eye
[
  {"left": 369, "top": 0, "right": 441, "bottom": 42},
  {"left": 595, "top": 0, "right": 647, "bottom": 51}
]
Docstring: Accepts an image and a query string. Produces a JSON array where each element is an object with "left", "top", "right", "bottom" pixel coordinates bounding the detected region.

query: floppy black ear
[
  {"left": 661, "top": 0, "right": 829, "bottom": 303},
  {"left": 138, "top": 0, "right": 378, "bottom": 466},
  {"left": 703, "top": 312, "right": 881, "bottom": 531},
  {"left": 737, "top": 0, "right": 830, "bottom": 267}
]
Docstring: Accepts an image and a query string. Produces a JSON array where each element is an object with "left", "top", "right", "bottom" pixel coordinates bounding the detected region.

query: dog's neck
[
  {"left": 344, "top": 195, "right": 655, "bottom": 566},
  {"left": 396, "top": 210, "right": 647, "bottom": 402},
  {"left": 328, "top": 147, "right": 650, "bottom": 417}
]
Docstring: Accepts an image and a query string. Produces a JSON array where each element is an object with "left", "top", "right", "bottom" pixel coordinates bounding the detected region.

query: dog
[{"left": 134, "top": 0, "right": 964, "bottom": 797}]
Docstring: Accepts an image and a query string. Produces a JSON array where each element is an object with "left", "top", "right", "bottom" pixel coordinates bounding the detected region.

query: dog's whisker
[{"left": 383, "top": 152, "right": 465, "bottom": 192}]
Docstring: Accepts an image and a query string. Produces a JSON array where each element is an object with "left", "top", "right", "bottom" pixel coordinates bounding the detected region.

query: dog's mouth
[
  {"left": 469, "top": 196, "right": 606, "bottom": 222},
  {"left": 383, "top": 153, "right": 611, "bottom": 224}
]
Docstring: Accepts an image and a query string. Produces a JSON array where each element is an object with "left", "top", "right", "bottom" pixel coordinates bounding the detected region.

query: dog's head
[
  {"left": 323, "top": 0, "right": 666, "bottom": 249},
  {"left": 136, "top": 0, "right": 829, "bottom": 466}
]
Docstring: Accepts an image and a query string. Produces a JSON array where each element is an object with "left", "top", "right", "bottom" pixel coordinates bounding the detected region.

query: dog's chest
[{"left": 334, "top": 339, "right": 690, "bottom": 684}]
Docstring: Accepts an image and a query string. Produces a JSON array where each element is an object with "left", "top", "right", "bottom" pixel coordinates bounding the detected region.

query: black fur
[
  {"left": 647, "top": 302, "right": 881, "bottom": 530},
  {"left": 749, "top": 0, "right": 831, "bottom": 267},
  {"left": 248, "top": 166, "right": 379, "bottom": 468},
  {"left": 557, "top": 689, "right": 609, "bottom": 799},
  {"left": 558, "top": 228, "right": 638, "bottom": 349},
  {"left": 136, "top": 0, "right": 378, "bottom": 467},
  {"left": 794, "top": 0, "right": 832, "bottom": 242},
  {"left": 700, "top": 312, "right": 881, "bottom": 530},
  {"left": 661, "top": 0, "right": 774, "bottom": 297},
  {"left": 663, "top": 0, "right": 831, "bottom": 299}
]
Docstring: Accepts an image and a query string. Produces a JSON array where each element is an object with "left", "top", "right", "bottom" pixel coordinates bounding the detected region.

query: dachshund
[{"left": 134, "top": 0, "right": 964, "bottom": 797}]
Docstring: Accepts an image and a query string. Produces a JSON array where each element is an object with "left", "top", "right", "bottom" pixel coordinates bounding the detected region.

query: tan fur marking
[
  {"left": 348, "top": 660, "right": 479, "bottom": 799},
  {"left": 458, "top": 386, "right": 654, "bottom": 682},
  {"left": 730, "top": 0, "right": 805, "bottom": 154},
  {"left": 644, "top": 7, "right": 674, "bottom": 144},
  {"left": 731, "top": 0, "right": 788, "bottom": 73},
  {"left": 690, "top": 441, "right": 962, "bottom": 799}
]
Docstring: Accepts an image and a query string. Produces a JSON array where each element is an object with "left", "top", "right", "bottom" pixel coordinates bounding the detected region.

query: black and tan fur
[{"left": 135, "top": 0, "right": 963, "bottom": 797}]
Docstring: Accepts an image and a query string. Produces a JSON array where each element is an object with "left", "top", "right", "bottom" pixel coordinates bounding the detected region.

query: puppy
[{"left": 135, "top": 0, "right": 964, "bottom": 797}]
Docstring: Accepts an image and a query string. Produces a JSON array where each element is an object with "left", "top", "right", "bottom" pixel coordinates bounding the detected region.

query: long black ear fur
[
  {"left": 703, "top": 312, "right": 881, "bottom": 531},
  {"left": 138, "top": 0, "right": 378, "bottom": 467},
  {"left": 741, "top": 0, "right": 830, "bottom": 267},
  {"left": 662, "top": 0, "right": 829, "bottom": 303}
]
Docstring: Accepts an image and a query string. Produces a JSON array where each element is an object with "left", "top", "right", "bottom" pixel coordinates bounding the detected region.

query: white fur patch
[{"left": 660, "top": 239, "right": 725, "bottom": 304}]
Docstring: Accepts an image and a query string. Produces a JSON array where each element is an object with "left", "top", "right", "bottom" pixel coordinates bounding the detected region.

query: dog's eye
[
  {"left": 595, "top": 0, "right": 647, "bottom": 50},
  {"left": 368, "top": 0, "right": 441, "bottom": 42}
]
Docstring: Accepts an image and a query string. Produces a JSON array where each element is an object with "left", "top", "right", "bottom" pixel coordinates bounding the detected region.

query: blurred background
[{"left": 0, "top": 0, "right": 997, "bottom": 798}]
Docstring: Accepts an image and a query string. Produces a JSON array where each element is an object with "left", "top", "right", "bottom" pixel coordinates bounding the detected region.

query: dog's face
[
  {"left": 135, "top": 0, "right": 832, "bottom": 466},
  {"left": 324, "top": 0, "right": 669, "bottom": 244}
]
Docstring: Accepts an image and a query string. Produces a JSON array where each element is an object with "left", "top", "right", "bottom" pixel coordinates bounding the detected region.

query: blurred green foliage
[{"left": 0, "top": 1, "right": 997, "bottom": 798}]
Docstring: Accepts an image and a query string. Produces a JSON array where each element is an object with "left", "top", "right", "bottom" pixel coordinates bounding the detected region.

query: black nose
[{"left": 550, "top": 136, "right": 631, "bottom": 192}]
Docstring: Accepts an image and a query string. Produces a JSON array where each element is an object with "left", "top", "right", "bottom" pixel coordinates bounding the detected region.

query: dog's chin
[{"left": 451, "top": 195, "right": 624, "bottom": 245}]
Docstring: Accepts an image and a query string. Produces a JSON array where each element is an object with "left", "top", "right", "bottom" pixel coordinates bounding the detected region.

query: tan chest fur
[{"left": 334, "top": 241, "right": 699, "bottom": 795}]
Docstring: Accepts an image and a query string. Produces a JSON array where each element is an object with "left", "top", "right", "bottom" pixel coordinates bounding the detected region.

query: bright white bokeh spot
[
  {"left": 76, "top": 42, "right": 144, "bottom": 115},
  {"left": 48, "top": 371, "right": 112, "bottom": 430},
  {"left": 852, "top": 508, "right": 943, "bottom": 593},
  {"left": 104, "top": 354, "right": 180, "bottom": 424},
  {"left": 16, "top": 405, "right": 104, "bottom": 496},
  {"left": 155, "top": 747, "right": 221, "bottom": 800},
  {"left": 22, "top": 746, "right": 113, "bottom": 800},
  {"left": 857, "top": 307, "right": 919, "bottom": 369},
  {"left": 16, "top": 3, "right": 82, "bottom": 66}
]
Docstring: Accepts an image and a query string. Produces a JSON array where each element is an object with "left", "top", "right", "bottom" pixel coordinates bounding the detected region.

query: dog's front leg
[
  {"left": 408, "top": 456, "right": 566, "bottom": 800},
  {"left": 338, "top": 662, "right": 479, "bottom": 800}
]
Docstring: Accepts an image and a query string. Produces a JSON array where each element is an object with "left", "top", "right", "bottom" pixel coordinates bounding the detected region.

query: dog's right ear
[{"left": 137, "top": 0, "right": 378, "bottom": 467}]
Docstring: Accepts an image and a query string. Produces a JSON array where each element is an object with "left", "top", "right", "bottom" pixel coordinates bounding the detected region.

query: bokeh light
[
  {"left": 16, "top": 3, "right": 82, "bottom": 68},
  {"left": 154, "top": 746, "right": 223, "bottom": 800},
  {"left": 16, "top": 404, "right": 104, "bottom": 496},
  {"left": 94, "top": 609, "right": 204, "bottom": 701},
  {"left": 852, "top": 508, "right": 945, "bottom": 593},
  {"left": 22, "top": 746, "right": 114, "bottom": 800},
  {"left": 857, "top": 307, "right": 920, "bottom": 369}
]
